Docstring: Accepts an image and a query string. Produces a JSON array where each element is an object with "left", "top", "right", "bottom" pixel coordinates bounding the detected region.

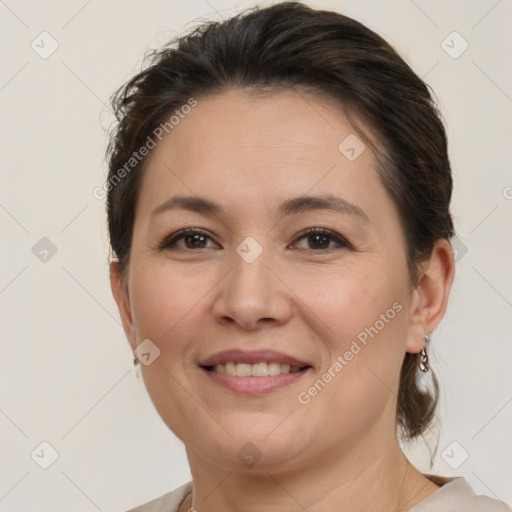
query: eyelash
[{"left": 158, "top": 227, "right": 352, "bottom": 252}]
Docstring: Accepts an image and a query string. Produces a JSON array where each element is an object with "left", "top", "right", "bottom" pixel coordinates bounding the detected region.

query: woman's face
[{"left": 113, "top": 89, "right": 428, "bottom": 471}]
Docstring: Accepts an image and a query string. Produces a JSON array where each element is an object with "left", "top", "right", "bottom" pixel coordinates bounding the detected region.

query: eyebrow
[{"left": 151, "top": 194, "right": 369, "bottom": 222}]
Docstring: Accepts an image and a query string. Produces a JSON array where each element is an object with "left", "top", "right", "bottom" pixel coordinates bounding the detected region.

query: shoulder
[
  {"left": 125, "top": 481, "right": 193, "bottom": 512},
  {"left": 410, "top": 476, "right": 511, "bottom": 512}
]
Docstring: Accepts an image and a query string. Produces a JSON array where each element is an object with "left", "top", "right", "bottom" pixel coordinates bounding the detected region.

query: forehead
[{"left": 136, "top": 89, "right": 382, "bottom": 214}]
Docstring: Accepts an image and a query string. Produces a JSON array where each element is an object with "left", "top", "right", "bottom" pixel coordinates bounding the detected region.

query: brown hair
[{"left": 105, "top": 1, "right": 453, "bottom": 441}]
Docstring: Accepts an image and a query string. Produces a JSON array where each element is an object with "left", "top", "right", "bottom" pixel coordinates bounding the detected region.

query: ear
[
  {"left": 406, "top": 239, "right": 455, "bottom": 353},
  {"left": 110, "top": 260, "right": 137, "bottom": 351}
]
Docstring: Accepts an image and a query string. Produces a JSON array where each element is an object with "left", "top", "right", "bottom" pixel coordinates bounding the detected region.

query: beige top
[{"left": 127, "top": 476, "right": 511, "bottom": 511}]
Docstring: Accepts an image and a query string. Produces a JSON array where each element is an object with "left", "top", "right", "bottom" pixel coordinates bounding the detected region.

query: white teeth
[
  {"left": 268, "top": 362, "right": 281, "bottom": 376},
  {"left": 212, "top": 362, "right": 303, "bottom": 376},
  {"left": 236, "top": 363, "right": 252, "bottom": 377},
  {"left": 251, "top": 362, "right": 268, "bottom": 376}
]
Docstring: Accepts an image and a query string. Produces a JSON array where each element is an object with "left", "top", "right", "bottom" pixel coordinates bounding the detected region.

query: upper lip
[{"left": 199, "top": 349, "right": 311, "bottom": 368}]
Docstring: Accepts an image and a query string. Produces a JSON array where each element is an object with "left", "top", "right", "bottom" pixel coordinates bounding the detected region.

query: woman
[{"left": 106, "top": 2, "right": 510, "bottom": 510}]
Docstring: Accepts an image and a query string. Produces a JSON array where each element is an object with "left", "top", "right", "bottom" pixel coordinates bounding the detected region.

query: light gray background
[{"left": 1, "top": 0, "right": 511, "bottom": 510}]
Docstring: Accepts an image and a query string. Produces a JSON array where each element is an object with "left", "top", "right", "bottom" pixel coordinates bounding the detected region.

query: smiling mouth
[{"left": 203, "top": 362, "right": 311, "bottom": 377}]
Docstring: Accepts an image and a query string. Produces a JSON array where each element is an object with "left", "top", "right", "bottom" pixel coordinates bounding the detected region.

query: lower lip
[{"left": 201, "top": 367, "right": 310, "bottom": 396}]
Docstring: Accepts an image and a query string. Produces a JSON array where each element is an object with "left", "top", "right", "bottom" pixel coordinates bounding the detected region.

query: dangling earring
[
  {"left": 133, "top": 357, "right": 140, "bottom": 379},
  {"left": 419, "top": 334, "right": 430, "bottom": 372}
]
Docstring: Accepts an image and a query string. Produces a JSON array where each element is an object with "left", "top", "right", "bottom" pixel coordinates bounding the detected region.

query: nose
[{"left": 212, "top": 244, "right": 293, "bottom": 330}]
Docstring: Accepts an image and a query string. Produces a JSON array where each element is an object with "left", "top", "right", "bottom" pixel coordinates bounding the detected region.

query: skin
[{"left": 111, "top": 89, "right": 455, "bottom": 511}]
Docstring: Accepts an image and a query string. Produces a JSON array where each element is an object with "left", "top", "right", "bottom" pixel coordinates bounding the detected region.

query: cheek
[
  {"left": 295, "top": 272, "right": 407, "bottom": 441},
  {"left": 294, "top": 261, "right": 408, "bottom": 403},
  {"left": 291, "top": 260, "right": 406, "bottom": 346},
  {"left": 128, "top": 261, "right": 207, "bottom": 347},
  {"left": 127, "top": 263, "right": 213, "bottom": 440}
]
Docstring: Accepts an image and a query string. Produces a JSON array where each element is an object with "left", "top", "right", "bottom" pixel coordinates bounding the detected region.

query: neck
[{"left": 182, "top": 427, "right": 439, "bottom": 512}]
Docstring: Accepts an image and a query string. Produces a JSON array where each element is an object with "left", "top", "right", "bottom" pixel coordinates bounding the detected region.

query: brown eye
[
  {"left": 292, "top": 228, "right": 351, "bottom": 251},
  {"left": 307, "top": 233, "right": 331, "bottom": 249},
  {"left": 182, "top": 233, "right": 208, "bottom": 249},
  {"left": 159, "top": 229, "right": 217, "bottom": 250}
]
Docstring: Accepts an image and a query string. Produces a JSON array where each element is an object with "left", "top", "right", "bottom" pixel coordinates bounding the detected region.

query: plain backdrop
[{"left": 1, "top": 0, "right": 511, "bottom": 510}]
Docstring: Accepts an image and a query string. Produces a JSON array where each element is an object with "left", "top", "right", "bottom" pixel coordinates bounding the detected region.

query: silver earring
[
  {"left": 133, "top": 357, "right": 140, "bottom": 379},
  {"left": 419, "top": 334, "right": 430, "bottom": 372}
]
